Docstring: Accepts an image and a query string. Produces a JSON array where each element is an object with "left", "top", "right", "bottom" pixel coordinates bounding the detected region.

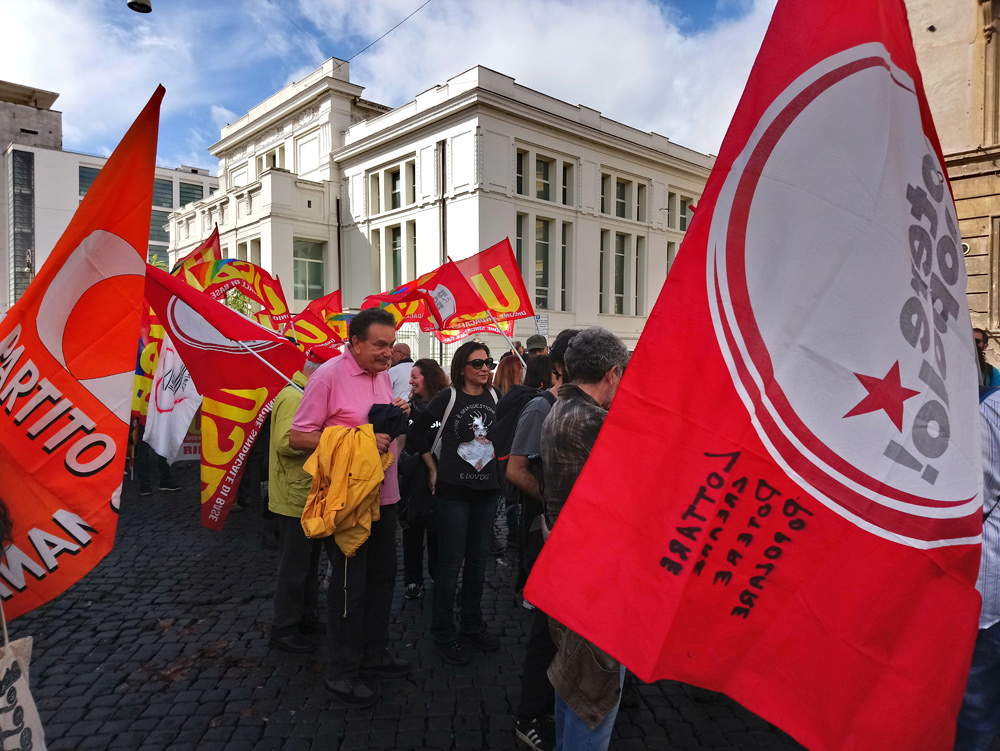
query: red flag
[
  {"left": 449, "top": 238, "right": 534, "bottom": 330},
  {"left": 187, "top": 259, "right": 293, "bottom": 326},
  {"left": 0, "top": 86, "right": 164, "bottom": 619},
  {"left": 363, "top": 261, "right": 483, "bottom": 329},
  {"left": 301, "top": 290, "right": 342, "bottom": 320},
  {"left": 171, "top": 225, "right": 222, "bottom": 276},
  {"left": 144, "top": 266, "right": 305, "bottom": 529},
  {"left": 524, "top": 3, "right": 980, "bottom": 750}
]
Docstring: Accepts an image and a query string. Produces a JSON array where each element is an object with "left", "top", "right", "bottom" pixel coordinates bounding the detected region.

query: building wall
[{"left": 0, "top": 101, "right": 61, "bottom": 152}]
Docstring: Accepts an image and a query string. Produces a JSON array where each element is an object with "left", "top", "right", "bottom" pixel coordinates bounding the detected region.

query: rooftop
[{"left": 0, "top": 80, "right": 60, "bottom": 110}]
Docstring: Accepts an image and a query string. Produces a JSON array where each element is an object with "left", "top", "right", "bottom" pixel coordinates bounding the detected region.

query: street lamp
[{"left": 127, "top": 0, "right": 152, "bottom": 12}]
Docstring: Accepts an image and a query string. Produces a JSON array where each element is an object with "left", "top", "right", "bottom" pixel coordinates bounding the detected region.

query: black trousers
[
  {"left": 517, "top": 607, "right": 557, "bottom": 720},
  {"left": 136, "top": 441, "right": 175, "bottom": 491},
  {"left": 402, "top": 515, "right": 437, "bottom": 586},
  {"left": 324, "top": 502, "right": 398, "bottom": 678},
  {"left": 272, "top": 515, "right": 322, "bottom": 635}
]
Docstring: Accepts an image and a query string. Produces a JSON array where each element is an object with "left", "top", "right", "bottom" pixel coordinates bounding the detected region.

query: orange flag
[
  {"left": 0, "top": 87, "right": 164, "bottom": 619},
  {"left": 171, "top": 224, "right": 221, "bottom": 277}
]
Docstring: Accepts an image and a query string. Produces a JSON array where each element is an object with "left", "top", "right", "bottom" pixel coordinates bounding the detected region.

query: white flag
[{"left": 143, "top": 334, "right": 201, "bottom": 463}]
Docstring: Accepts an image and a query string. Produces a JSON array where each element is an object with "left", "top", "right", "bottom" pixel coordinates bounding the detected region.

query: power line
[{"left": 331, "top": 0, "right": 434, "bottom": 74}]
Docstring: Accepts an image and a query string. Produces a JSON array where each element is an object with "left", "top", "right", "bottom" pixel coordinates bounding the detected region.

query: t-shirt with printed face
[{"left": 422, "top": 387, "right": 500, "bottom": 493}]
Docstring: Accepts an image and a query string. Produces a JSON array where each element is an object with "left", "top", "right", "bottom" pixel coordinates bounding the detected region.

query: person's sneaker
[
  {"left": 138, "top": 488, "right": 153, "bottom": 497},
  {"left": 325, "top": 677, "right": 377, "bottom": 708},
  {"left": 436, "top": 639, "right": 471, "bottom": 665},
  {"left": 361, "top": 649, "right": 411, "bottom": 679},
  {"left": 158, "top": 483, "right": 181, "bottom": 492},
  {"left": 269, "top": 631, "right": 314, "bottom": 654},
  {"left": 462, "top": 629, "right": 500, "bottom": 652},
  {"left": 514, "top": 716, "right": 555, "bottom": 751},
  {"left": 403, "top": 583, "right": 423, "bottom": 600}
]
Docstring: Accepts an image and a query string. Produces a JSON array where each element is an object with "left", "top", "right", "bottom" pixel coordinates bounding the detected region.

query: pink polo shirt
[{"left": 291, "top": 348, "right": 400, "bottom": 505}]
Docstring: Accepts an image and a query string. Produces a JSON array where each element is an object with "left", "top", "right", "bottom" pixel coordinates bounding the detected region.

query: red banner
[
  {"left": 0, "top": 86, "right": 163, "bottom": 620},
  {"left": 449, "top": 238, "right": 534, "bottom": 330},
  {"left": 144, "top": 266, "right": 305, "bottom": 529},
  {"left": 188, "top": 259, "right": 293, "bottom": 326},
  {"left": 363, "top": 261, "right": 482, "bottom": 330},
  {"left": 171, "top": 225, "right": 221, "bottom": 277},
  {"left": 524, "top": 2, "right": 980, "bottom": 749}
]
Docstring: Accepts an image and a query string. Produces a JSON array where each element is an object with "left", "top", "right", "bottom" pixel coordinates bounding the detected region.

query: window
[
  {"left": 536, "top": 158, "right": 552, "bottom": 201},
  {"left": 371, "top": 229, "right": 381, "bottom": 279},
  {"left": 369, "top": 173, "right": 381, "bottom": 214},
  {"left": 153, "top": 178, "right": 173, "bottom": 208},
  {"left": 78, "top": 165, "right": 100, "bottom": 197},
  {"left": 535, "top": 218, "right": 551, "bottom": 309},
  {"left": 635, "top": 236, "right": 645, "bottom": 315},
  {"left": 680, "top": 197, "right": 692, "bottom": 231},
  {"left": 149, "top": 210, "right": 170, "bottom": 244},
  {"left": 561, "top": 162, "right": 573, "bottom": 206},
  {"left": 516, "top": 150, "right": 527, "bottom": 195},
  {"left": 515, "top": 213, "right": 526, "bottom": 268},
  {"left": 600, "top": 173, "right": 611, "bottom": 213},
  {"left": 614, "top": 233, "right": 627, "bottom": 314},
  {"left": 179, "top": 182, "right": 204, "bottom": 205},
  {"left": 667, "top": 191, "right": 678, "bottom": 228},
  {"left": 250, "top": 238, "right": 261, "bottom": 266},
  {"left": 389, "top": 225, "right": 403, "bottom": 287},
  {"left": 10, "top": 150, "right": 35, "bottom": 303},
  {"left": 147, "top": 246, "right": 168, "bottom": 268},
  {"left": 636, "top": 184, "right": 646, "bottom": 222},
  {"left": 406, "top": 161, "right": 416, "bottom": 205},
  {"left": 599, "top": 229, "right": 609, "bottom": 313},
  {"left": 389, "top": 169, "right": 401, "bottom": 210},
  {"left": 293, "top": 239, "right": 325, "bottom": 301},
  {"left": 560, "top": 222, "right": 571, "bottom": 311},
  {"left": 236, "top": 241, "right": 248, "bottom": 261},
  {"left": 230, "top": 166, "right": 248, "bottom": 188},
  {"left": 615, "top": 179, "right": 630, "bottom": 219},
  {"left": 256, "top": 145, "right": 285, "bottom": 176},
  {"left": 406, "top": 220, "right": 417, "bottom": 280},
  {"left": 667, "top": 241, "right": 677, "bottom": 272}
]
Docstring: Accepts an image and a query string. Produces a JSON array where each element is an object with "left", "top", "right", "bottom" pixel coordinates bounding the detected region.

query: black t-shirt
[{"left": 416, "top": 386, "right": 500, "bottom": 493}]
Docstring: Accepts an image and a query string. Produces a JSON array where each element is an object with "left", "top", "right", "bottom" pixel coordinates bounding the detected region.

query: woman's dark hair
[
  {"left": 450, "top": 340, "right": 491, "bottom": 389},
  {"left": 348, "top": 308, "right": 395, "bottom": 342},
  {"left": 412, "top": 358, "right": 449, "bottom": 400},
  {"left": 524, "top": 354, "right": 554, "bottom": 390}
]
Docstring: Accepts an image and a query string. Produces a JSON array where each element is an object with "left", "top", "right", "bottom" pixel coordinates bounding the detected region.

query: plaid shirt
[
  {"left": 540, "top": 384, "right": 607, "bottom": 525},
  {"left": 540, "top": 383, "right": 621, "bottom": 728}
]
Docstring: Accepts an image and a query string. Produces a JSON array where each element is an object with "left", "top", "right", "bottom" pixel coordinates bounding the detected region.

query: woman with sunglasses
[{"left": 413, "top": 340, "right": 502, "bottom": 665}]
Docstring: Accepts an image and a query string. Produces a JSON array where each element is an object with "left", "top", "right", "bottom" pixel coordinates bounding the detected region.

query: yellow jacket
[{"left": 301, "top": 424, "right": 394, "bottom": 556}]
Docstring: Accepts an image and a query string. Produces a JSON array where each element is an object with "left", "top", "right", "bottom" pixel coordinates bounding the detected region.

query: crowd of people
[{"left": 266, "top": 307, "right": 630, "bottom": 751}]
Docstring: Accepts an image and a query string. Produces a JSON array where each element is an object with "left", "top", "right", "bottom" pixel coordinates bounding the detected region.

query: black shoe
[
  {"left": 361, "top": 650, "right": 411, "bottom": 679},
  {"left": 403, "top": 583, "right": 423, "bottom": 600},
  {"left": 299, "top": 618, "right": 326, "bottom": 635},
  {"left": 159, "top": 483, "right": 180, "bottom": 492},
  {"left": 462, "top": 629, "right": 500, "bottom": 652},
  {"left": 325, "top": 677, "right": 377, "bottom": 708},
  {"left": 514, "top": 716, "right": 555, "bottom": 751},
  {"left": 269, "top": 631, "right": 314, "bottom": 654},
  {"left": 436, "top": 639, "right": 471, "bottom": 665}
]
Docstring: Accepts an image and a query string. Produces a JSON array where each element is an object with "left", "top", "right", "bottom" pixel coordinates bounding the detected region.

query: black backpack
[{"left": 489, "top": 385, "right": 553, "bottom": 462}]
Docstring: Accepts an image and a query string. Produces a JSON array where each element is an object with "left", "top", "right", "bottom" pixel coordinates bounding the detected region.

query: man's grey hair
[
  {"left": 393, "top": 342, "right": 411, "bottom": 357},
  {"left": 565, "top": 327, "right": 628, "bottom": 384}
]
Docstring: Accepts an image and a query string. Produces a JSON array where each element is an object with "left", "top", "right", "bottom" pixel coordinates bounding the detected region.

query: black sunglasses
[{"left": 466, "top": 358, "right": 495, "bottom": 371}]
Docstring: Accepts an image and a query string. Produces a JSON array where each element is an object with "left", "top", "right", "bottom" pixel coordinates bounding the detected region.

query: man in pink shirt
[{"left": 289, "top": 307, "right": 410, "bottom": 708}]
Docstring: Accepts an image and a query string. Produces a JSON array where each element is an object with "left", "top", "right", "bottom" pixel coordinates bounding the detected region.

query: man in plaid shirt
[{"left": 539, "top": 327, "right": 629, "bottom": 751}]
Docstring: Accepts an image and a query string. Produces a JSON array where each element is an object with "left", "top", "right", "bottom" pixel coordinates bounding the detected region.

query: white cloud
[
  {"left": 210, "top": 105, "right": 237, "bottom": 130},
  {"left": 300, "top": 0, "right": 777, "bottom": 155}
]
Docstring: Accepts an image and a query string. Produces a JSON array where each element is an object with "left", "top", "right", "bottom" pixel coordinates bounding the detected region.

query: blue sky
[{"left": 2, "top": 0, "right": 776, "bottom": 172}]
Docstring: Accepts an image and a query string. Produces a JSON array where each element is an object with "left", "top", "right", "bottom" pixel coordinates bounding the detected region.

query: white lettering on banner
[
  {"left": 206, "top": 399, "right": 275, "bottom": 523},
  {"left": 0, "top": 325, "right": 117, "bottom": 477},
  {"left": 0, "top": 509, "right": 97, "bottom": 599}
]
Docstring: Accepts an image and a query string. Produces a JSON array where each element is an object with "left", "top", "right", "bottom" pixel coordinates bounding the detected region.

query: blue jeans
[
  {"left": 956, "top": 621, "right": 1000, "bottom": 751},
  {"left": 432, "top": 491, "right": 497, "bottom": 643},
  {"left": 554, "top": 664, "right": 625, "bottom": 751}
]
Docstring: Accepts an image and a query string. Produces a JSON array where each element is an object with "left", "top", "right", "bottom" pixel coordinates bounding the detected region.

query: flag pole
[
  {"left": 235, "top": 341, "right": 303, "bottom": 392},
  {"left": 445, "top": 255, "right": 525, "bottom": 368}
]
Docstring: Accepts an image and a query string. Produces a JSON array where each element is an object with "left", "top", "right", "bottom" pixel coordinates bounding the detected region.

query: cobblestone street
[{"left": 14, "top": 463, "right": 803, "bottom": 750}]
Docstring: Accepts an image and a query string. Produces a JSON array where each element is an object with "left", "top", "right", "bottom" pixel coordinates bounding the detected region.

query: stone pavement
[{"left": 14, "top": 462, "right": 804, "bottom": 750}]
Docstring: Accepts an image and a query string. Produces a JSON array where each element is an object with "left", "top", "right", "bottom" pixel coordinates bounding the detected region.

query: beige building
[{"left": 909, "top": 0, "right": 1000, "bottom": 332}]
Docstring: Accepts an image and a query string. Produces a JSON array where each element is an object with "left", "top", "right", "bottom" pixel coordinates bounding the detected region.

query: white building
[
  {"left": 0, "top": 80, "right": 217, "bottom": 313},
  {"left": 169, "top": 58, "right": 713, "bottom": 356}
]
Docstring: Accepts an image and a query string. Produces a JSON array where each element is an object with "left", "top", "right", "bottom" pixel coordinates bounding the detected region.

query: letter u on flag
[
  {"left": 0, "top": 87, "right": 164, "bottom": 620},
  {"left": 524, "top": 2, "right": 981, "bottom": 749}
]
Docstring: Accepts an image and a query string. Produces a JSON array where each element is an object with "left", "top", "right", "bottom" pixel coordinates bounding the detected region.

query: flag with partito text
[
  {"left": 0, "top": 86, "right": 164, "bottom": 619},
  {"left": 524, "top": 2, "right": 981, "bottom": 749}
]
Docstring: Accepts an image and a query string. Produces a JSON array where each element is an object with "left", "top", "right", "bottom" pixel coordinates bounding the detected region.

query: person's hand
[
  {"left": 375, "top": 432, "right": 392, "bottom": 453},
  {"left": 427, "top": 466, "right": 437, "bottom": 495},
  {"left": 392, "top": 397, "right": 411, "bottom": 416}
]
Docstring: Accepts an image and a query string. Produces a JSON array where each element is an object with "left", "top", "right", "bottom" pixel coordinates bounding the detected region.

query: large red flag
[
  {"left": 524, "top": 2, "right": 981, "bottom": 749},
  {"left": 0, "top": 87, "right": 164, "bottom": 619},
  {"left": 170, "top": 225, "right": 221, "bottom": 277},
  {"left": 448, "top": 238, "right": 534, "bottom": 330},
  {"left": 187, "top": 259, "right": 293, "bottom": 327},
  {"left": 363, "top": 261, "right": 483, "bottom": 329},
  {"left": 144, "top": 266, "right": 305, "bottom": 529}
]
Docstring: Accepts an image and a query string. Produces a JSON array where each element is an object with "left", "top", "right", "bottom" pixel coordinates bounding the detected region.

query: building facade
[
  {"left": 0, "top": 80, "right": 217, "bottom": 313},
  {"left": 169, "top": 59, "right": 713, "bottom": 357},
  {"left": 909, "top": 0, "right": 1000, "bottom": 335}
]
